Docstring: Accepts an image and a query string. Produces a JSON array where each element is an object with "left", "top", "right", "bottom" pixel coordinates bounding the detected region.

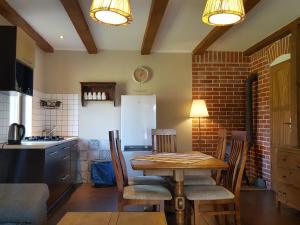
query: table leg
[{"left": 174, "top": 169, "right": 185, "bottom": 225}]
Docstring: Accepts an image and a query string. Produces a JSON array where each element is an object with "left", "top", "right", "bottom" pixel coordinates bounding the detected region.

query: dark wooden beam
[
  {"left": 193, "top": 0, "right": 261, "bottom": 55},
  {"left": 60, "top": 0, "right": 97, "bottom": 54},
  {"left": 192, "top": 26, "right": 232, "bottom": 55},
  {"left": 244, "top": 17, "right": 300, "bottom": 56},
  {"left": 290, "top": 23, "right": 300, "bottom": 145},
  {"left": 0, "top": 0, "right": 53, "bottom": 52},
  {"left": 141, "top": 0, "right": 169, "bottom": 55}
]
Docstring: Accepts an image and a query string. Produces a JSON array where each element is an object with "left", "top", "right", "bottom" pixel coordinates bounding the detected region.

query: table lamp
[{"left": 190, "top": 99, "right": 209, "bottom": 149}]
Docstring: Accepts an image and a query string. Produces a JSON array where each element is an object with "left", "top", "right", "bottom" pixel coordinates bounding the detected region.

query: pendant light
[
  {"left": 90, "top": 0, "right": 133, "bottom": 26},
  {"left": 202, "top": 0, "right": 245, "bottom": 26}
]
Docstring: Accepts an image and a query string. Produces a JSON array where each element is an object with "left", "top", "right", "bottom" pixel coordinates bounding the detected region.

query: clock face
[{"left": 133, "top": 66, "right": 149, "bottom": 83}]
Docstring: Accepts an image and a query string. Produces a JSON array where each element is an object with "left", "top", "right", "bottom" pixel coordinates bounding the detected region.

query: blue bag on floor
[{"left": 91, "top": 161, "right": 116, "bottom": 186}]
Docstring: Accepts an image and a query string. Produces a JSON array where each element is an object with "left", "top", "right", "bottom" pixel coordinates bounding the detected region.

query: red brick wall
[
  {"left": 249, "top": 36, "right": 290, "bottom": 187},
  {"left": 192, "top": 38, "right": 290, "bottom": 187},
  {"left": 192, "top": 52, "right": 250, "bottom": 156}
]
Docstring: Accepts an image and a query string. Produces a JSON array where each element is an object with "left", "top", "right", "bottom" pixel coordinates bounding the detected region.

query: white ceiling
[
  {"left": 209, "top": 0, "right": 300, "bottom": 51},
  {"left": 4, "top": 0, "right": 300, "bottom": 53}
]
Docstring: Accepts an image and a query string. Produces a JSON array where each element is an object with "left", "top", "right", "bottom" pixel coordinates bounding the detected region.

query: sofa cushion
[{"left": 0, "top": 184, "right": 49, "bottom": 225}]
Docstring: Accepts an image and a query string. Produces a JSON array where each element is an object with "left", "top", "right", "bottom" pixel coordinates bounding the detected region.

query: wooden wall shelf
[{"left": 80, "top": 82, "right": 116, "bottom": 107}]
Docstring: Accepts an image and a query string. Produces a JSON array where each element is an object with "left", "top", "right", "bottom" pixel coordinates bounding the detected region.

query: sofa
[{"left": 0, "top": 184, "right": 49, "bottom": 225}]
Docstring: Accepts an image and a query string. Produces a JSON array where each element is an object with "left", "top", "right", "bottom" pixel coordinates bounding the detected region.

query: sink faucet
[{"left": 42, "top": 126, "right": 57, "bottom": 136}]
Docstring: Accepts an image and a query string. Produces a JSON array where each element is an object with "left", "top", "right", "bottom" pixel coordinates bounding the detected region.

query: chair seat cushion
[
  {"left": 0, "top": 183, "right": 49, "bottom": 225},
  {"left": 128, "top": 176, "right": 167, "bottom": 186},
  {"left": 184, "top": 175, "right": 216, "bottom": 186},
  {"left": 123, "top": 185, "right": 172, "bottom": 201},
  {"left": 184, "top": 185, "right": 234, "bottom": 201}
]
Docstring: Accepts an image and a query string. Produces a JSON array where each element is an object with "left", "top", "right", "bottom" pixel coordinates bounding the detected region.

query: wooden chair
[
  {"left": 185, "top": 131, "right": 248, "bottom": 225},
  {"left": 184, "top": 129, "right": 227, "bottom": 186},
  {"left": 152, "top": 129, "right": 177, "bottom": 153},
  {"left": 114, "top": 130, "right": 166, "bottom": 186},
  {"left": 108, "top": 131, "right": 172, "bottom": 212}
]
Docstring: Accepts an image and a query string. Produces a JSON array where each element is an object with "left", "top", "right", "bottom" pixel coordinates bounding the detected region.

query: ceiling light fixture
[
  {"left": 202, "top": 0, "right": 245, "bottom": 26},
  {"left": 59, "top": 35, "right": 64, "bottom": 39},
  {"left": 90, "top": 0, "right": 133, "bottom": 26}
]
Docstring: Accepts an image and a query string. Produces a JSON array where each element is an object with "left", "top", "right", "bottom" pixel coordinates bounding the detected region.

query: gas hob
[{"left": 24, "top": 136, "right": 64, "bottom": 142}]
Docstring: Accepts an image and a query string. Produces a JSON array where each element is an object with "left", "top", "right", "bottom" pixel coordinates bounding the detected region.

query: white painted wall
[{"left": 43, "top": 50, "right": 193, "bottom": 151}]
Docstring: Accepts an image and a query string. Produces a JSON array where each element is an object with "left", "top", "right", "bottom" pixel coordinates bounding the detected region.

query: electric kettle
[{"left": 8, "top": 123, "right": 26, "bottom": 145}]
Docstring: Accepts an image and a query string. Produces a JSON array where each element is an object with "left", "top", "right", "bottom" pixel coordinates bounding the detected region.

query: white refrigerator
[{"left": 121, "top": 95, "right": 156, "bottom": 151}]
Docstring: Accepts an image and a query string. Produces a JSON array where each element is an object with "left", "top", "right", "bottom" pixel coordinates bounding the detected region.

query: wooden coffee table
[{"left": 57, "top": 212, "right": 167, "bottom": 225}]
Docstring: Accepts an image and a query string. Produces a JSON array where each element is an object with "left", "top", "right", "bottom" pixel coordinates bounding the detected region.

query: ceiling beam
[
  {"left": 193, "top": 0, "right": 261, "bottom": 55},
  {"left": 0, "top": 0, "right": 53, "bottom": 52},
  {"left": 141, "top": 0, "right": 169, "bottom": 55},
  {"left": 244, "top": 17, "right": 300, "bottom": 56},
  {"left": 60, "top": 0, "right": 97, "bottom": 54}
]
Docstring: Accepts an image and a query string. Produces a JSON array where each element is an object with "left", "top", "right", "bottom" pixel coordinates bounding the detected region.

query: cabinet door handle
[
  {"left": 282, "top": 175, "right": 287, "bottom": 178},
  {"left": 60, "top": 174, "right": 70, "bottom": 182},
  {"left": 63, "top": 155, "right": 70, "bottom": 160},
  {"left": 49, "top": 151, "right": 58, "bottom": 156}
]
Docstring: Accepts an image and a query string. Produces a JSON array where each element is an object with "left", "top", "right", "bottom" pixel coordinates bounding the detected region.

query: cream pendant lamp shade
[
  {"left": 202, "top": 0, "right": 245, "bottom": 26},
  {"left": 90, "top": 0, "right": 133, "bottom": 25},
  {"left": 190, "top": 100, "right": 209, "bottom": 118}
]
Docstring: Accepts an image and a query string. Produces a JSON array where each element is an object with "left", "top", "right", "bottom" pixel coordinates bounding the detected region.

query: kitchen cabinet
[
  {"left": 0, "top": 26, "right": 34, "bottom": 95},
  {"left": 0, "top": 140, "right": 78, "bottom": 211},
  {"left": 45, "top": 142, "right": 73, "bottom": 207},
  {"left": 0, "top": 26, "right": 35, "bottom": 68},
  {"left": 16, "top": 28, "right": 35, "bottom": 67},
  {"left": 276, "top": 147, "right": 300, "bottom": 211}
]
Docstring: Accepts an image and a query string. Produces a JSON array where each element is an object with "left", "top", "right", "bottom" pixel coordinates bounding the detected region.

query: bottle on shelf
[
  {"left": 92, "top": 92, "right": 97, "bottom": 100},
  {"left": 101, "top": 92, "right": 107, "bottom": 100},
  {"left": 97, "top": 92, "right": 102, "bottom": 100},
  {"left": 84, "top": 92, "right": 88, "bottom": 100},
  {"left": 88, "top": 92, "right": 93, "bottom": 100}
]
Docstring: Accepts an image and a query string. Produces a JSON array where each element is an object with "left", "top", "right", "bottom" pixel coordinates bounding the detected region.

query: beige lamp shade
[
  {"left": 202, "top": 0, "right": 245, "bottom": 26},
  {"left": 190, "top": 100, "right": 209, "bottom": 118},
  {"left": 90, "top": 0, "right": 133, "bottom": 25}
]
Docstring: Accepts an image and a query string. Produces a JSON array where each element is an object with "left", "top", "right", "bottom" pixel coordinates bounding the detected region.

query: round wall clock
[{"left": 133, "top": 66, "right": 149, "bottom": 83}]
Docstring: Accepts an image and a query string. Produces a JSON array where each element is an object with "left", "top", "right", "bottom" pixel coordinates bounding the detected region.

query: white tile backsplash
[
  {"left": 0, "top": 93, "right": 9, "bottom": 142},
  {"left": 32, "top": 90, "right": 79, "bottom": 137}
]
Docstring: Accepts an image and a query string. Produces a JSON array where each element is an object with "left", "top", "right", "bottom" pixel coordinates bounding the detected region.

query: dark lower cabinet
[
  {"left": 45, "top": 142, "right": 73, "bottom": 208},
  {"left": 0, "top": 140, "right": 78, "bottom": 210}
]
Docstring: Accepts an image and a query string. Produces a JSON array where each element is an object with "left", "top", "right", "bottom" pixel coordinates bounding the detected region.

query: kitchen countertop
[{"left": 0, "top": 137, "right": 79, "bottom": 149}]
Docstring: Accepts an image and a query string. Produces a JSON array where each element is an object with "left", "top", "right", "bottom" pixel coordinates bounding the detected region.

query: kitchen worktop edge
[{"left": 0, "top": 137, "right": 79, "bottom": 150}]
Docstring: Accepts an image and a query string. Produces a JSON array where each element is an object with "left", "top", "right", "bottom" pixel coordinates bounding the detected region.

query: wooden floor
[{"left": 48, "top": 184, "right": 300, "bottom": 225}]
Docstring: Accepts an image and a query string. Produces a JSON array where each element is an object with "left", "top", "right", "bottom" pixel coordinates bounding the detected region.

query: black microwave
[{"left": 15, "top": 60, "right": 33, "bottom": 96}]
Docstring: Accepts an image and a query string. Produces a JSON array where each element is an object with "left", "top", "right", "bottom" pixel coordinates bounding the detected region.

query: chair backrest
[
  {"left": 115, "top": 130, "right": 129, "bottom": 186},
  {"left": 108, "top": 131, "right": 125, "bottom": 193},
  {"left": 115, "top": 130, "right": 120, "bottom": 140},
  {"left": 216, "top": 129, "right": 227, "bottom": 160},
  {"left": 215, "top": 129, "right": 227, "bottom": 183},
  {"left": 152, "top": 129, "right": 177, "bottom": 153},
  {"left": 224, "top": 131, "right": 248, "bottom": 197}
]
